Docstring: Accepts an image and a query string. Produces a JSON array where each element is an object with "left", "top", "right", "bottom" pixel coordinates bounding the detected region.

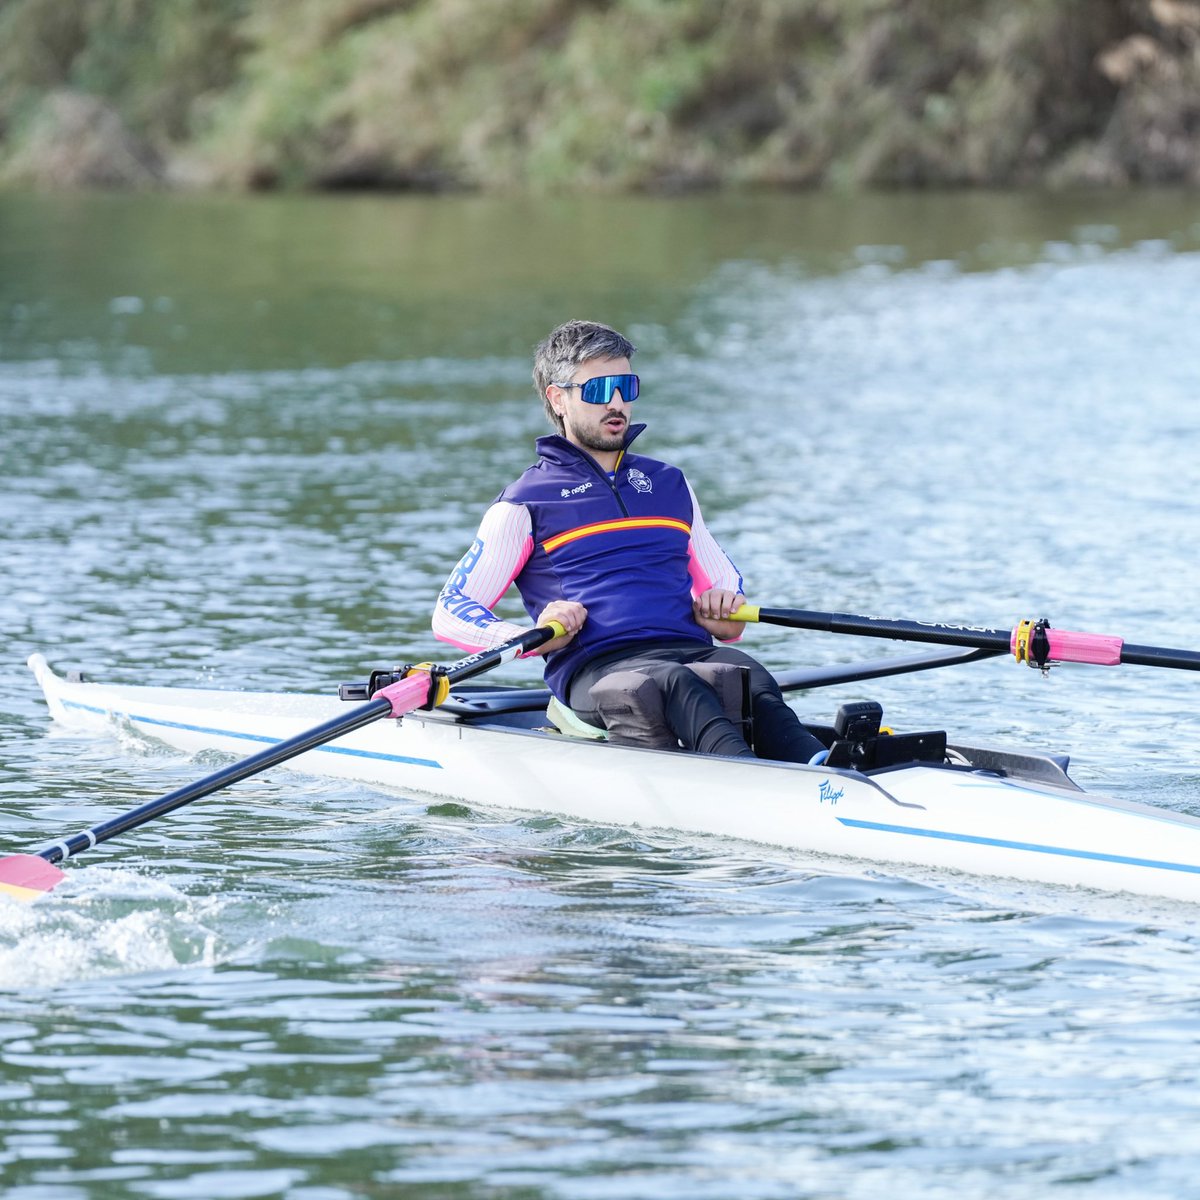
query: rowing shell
[{"left": 24, "top": 653, "right": 1200, "bottom": 903}]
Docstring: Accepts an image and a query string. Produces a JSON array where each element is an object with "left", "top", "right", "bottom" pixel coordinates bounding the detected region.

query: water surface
[{"left": 3, "top": 189, "right": 1200, "bottom": 1198}]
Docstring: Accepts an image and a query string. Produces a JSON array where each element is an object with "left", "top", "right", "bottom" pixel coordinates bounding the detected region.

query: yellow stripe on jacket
[{"left": 541, "top": 517, "right": 691, "bottom": 554}]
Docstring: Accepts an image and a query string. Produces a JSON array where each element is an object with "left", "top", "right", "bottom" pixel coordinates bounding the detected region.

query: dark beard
[{"left": 571, "top": 421, "right": 626, "bottom": 453}]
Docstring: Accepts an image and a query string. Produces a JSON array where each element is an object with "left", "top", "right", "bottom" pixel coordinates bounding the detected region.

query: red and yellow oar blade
[{"left": 0, "top": 855, "right": 67, "bottom": 904}]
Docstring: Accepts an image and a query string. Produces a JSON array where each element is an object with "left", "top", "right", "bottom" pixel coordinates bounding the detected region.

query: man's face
[{"left": 547, "top": 356, "right": 635, "bottom": 456}]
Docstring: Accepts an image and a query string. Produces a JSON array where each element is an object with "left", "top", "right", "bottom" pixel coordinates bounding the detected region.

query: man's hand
[
  {"left": 534, "top": 600, "right": 587, "bottom": 655},
  {"left": 694, "top": 589, "right": 745, "bottom": 642}
]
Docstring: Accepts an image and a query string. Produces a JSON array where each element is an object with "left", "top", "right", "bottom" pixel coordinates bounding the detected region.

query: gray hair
[{"left": 532, "top": 320, "right": 637, "bottom": 433}]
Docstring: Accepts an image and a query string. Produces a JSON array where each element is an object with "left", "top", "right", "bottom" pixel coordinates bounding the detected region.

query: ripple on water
[{"left": 7, "top": 212, "right": 1200, "bottom": 1197}]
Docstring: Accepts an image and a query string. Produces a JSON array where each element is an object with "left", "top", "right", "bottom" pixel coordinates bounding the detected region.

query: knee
[{"left": 653, "top": 663, "right": 700, "bottom": 701}]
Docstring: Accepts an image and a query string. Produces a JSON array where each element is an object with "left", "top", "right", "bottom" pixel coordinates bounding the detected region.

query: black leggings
[{"left": 567, "top": 642, "right": 825, "bottom": 763}]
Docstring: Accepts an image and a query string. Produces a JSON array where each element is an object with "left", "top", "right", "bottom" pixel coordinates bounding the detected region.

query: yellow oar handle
[
  {"left": 729, "top": 604, "right": 760, "bottom": 623},
  {"left": 544, "top": 619, "right": 568, "bottom": 640}
]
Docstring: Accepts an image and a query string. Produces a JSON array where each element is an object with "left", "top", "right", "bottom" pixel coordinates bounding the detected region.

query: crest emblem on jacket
[{"left": 627, "top": 468, "right": 653, "bottom": 494}]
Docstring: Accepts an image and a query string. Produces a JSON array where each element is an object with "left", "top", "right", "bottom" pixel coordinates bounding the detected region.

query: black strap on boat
[{"left": 339, "top": 670, "right": 402, "bottom": 702}]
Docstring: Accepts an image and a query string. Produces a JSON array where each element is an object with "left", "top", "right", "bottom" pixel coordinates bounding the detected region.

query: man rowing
[{"left": 433, "top": 319, "right": 825, "bottom": 762}]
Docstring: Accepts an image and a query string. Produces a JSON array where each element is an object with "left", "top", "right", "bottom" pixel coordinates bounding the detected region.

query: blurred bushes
[{"left": 2, "top": 0, "right": 1198, "bottom": 190}]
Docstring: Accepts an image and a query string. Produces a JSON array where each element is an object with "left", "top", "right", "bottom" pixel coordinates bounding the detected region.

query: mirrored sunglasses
[{"left": 554, "top": 373, "right": 640, "bottom": 405}]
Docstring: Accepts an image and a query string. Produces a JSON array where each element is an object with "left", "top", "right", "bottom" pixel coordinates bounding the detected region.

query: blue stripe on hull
[
  {"left": 838, "top": 817, "right": 1200, "bottom": 876},
  {"left": 56, "top": 692, "right": 1200, "bottom": 879},
  {"left": 60, "top": 699, "right": 443, "bottom": 770}
]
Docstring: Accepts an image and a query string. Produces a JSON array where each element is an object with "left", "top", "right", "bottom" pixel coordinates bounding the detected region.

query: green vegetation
[{"left": 2, "top": 0, "right": 1198, "bottom": 191}]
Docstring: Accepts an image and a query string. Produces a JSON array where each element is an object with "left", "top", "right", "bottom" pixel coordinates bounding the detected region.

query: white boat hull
[{"left": 25, "top": 653, "right": 1200, "bottom": 903}]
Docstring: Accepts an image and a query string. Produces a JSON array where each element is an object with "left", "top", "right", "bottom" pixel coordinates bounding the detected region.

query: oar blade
[{"left": 0, "top": 854, "right": 67, "bottom": 904}]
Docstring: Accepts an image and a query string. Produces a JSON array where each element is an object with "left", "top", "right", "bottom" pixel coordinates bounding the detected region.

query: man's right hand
[{"left": 535, "top": 600, "right": 587, "bottom": 655}]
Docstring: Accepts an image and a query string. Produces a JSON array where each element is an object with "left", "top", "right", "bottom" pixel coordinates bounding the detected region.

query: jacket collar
[{"left": 534, "top": 423, "right": 646, "bottom": 468}]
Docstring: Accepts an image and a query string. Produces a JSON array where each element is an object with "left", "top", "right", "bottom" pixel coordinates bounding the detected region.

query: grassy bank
[{"left": 2, "top": 0, "right": 1198, "bottom": 191}]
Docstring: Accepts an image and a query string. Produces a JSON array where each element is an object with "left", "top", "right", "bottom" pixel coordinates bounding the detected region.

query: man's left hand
[{"left": 694, "top": 589, "right": 745, "bottom": 641}]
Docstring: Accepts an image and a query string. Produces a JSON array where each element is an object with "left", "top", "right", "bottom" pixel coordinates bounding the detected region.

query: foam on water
[{"left": 0, "top": 870, "right": 223, "bottom": 989}]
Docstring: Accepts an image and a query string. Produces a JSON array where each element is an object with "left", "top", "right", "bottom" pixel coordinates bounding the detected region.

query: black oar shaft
[
  {"left": 756, "top": 608, "right": 1012, "bottom": 652},
  {"left": 1120, "top": 643, "right": 1200, "bottom": 671},
  {"left": 38, "top": 622, "right": 563, "bottom": 866},
  {"left": 40, "top": 697, "right": 393, "bottom": 865},
  {"left": 748, "top": 607, "right": 1200, "bottom": 674}
]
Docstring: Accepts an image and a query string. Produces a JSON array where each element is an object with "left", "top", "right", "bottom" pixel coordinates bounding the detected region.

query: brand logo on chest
[{"left": 560, "top": 481, "right": 594, "bottom": 498}]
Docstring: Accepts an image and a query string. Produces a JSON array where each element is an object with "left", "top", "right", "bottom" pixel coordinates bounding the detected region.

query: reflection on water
[
  {"left": 3, "top": 188, "right": 1199, "bottom": 372},
  {"left": 3, "top": 189, "right": 1200, "bottom": 1198}
]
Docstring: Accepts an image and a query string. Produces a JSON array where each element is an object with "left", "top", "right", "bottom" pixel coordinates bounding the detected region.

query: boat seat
[
  {"left": 547, "top": 662, "right": 750, "bottom": 750},
  {"left": 545, "top": 695, "right": 607, "bottom": 740}
]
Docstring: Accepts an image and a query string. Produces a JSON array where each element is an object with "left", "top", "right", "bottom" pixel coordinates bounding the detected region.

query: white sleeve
[
  {"left": 685, "top": 480, "right": 745, "bottom": 595},
  {"left": 432, "top": 501, "right": 534, "bottom": 652}
]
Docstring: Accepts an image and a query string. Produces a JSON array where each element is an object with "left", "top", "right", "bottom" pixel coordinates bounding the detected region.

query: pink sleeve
[
  {"left": 685, "top": 481, "right": 745, "bottom": 643},
  {"left": 685, "top": 481, "right": 745, "bottom": 594},
  {"left": 433, "top": 502, "right": 534, "bottom": 652}
]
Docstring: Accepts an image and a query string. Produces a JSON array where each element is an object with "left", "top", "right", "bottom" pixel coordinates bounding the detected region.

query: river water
[{"left": 3, "top": 189, "right": 1200, "bottom": 1198}]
